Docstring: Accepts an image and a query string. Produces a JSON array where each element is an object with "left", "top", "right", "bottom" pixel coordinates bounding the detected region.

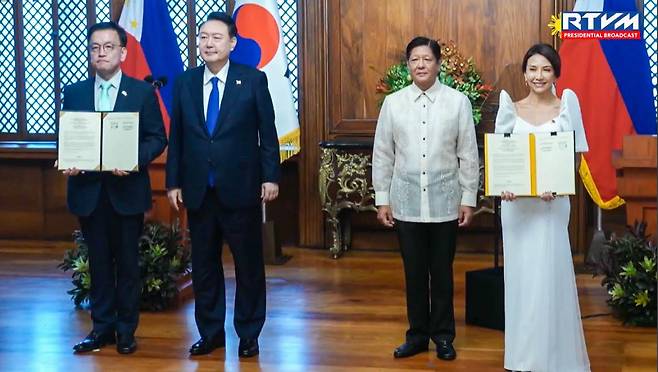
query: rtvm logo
[{"left": 560, "top": 12, "right": 641, "bottom": 40}]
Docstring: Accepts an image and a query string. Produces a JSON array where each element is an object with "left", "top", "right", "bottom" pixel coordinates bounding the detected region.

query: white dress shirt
[
  {"left": 94, "top": 70, "right": 122, "bottom": 111},
  {"left": 372, "top": 80, "right": 480, "bottom": 223},
  {"left": 203, "top": 61, "right": 229, "bottom": 120}
]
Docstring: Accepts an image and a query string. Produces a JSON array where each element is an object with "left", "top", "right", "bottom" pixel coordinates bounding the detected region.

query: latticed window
[
  {"left": 96, "top": 0, "right": 111, "bottom": 23},
  {"left": 59, "top": 1, "right": 90, "bottom": 107},
  {"left": 167, "top": 0, "right": 192, "bottom": 69},
  {"left": 0, "top": 1, "right": 18, "bottom": 135},
  {"left": 644, "top": 0, "right": 657, "bottom": 111},
  {"left": 277, "top": 0, "right": 298, "bottom": 110},
  {"left": 23, "top": 1, "right": 57, "bottom": 135},
  {"left": 0, "top": 1, "right": 111, "bottom": 139}
]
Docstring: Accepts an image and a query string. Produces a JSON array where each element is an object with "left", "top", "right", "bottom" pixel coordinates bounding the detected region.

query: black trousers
[
  {"left": 187, "top": 188, "right": 266, "bottom": 341},
  {"left": 78, "top": 186, "right": 144, "bottom": 337},
  {"left": 396, "top": 219, "right": 458, "bottom": 345}
]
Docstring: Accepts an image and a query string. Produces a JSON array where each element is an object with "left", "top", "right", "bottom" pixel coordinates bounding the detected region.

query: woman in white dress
[{"left": 495, "top": 43, "right": 591, "bottom": 372}]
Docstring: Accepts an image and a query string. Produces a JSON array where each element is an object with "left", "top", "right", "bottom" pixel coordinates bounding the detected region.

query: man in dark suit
[
  {"left": 165, "top": 12, "right": 280, "bottom": 358},
  {"left": 60, "top": 22, "right": 167, "bottom": 354}
]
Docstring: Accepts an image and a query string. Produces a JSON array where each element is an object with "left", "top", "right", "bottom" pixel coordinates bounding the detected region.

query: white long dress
[{"left": 495, "top": 90, "right": 591, "bottom": 372}]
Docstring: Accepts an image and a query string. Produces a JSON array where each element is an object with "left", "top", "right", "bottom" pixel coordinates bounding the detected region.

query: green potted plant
[
  {"left": 58, "top": 220, "right": 191, "bottom": 311},
  {"left": 58, "top": 230, "right": 91, "bottom": 307},
  {"left": 595, "top": 222, "right": 657, "bottom": 326},
  {"left": 138, "top": 221, "right": 191, "bottom": 311}
]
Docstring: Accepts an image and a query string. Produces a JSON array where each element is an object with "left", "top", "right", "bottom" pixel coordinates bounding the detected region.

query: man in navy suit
[
  {"left": 166, "top": 12, "right": 280, "bottom": 358},
  {"left": 60, "top": 22, "right": 167, "bottom": 354}
]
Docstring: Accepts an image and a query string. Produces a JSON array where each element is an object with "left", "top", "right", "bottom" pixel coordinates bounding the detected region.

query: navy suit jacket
[
  {"left": 166, "top": 63, "right": 280, "bottom": 210},
  {"left": 61, "top": 74, "right": 167, "bottom": 217}
]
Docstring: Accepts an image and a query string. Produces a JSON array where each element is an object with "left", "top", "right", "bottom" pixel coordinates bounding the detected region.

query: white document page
[
  {"left": 57, "top": 111, "right": 102, "bottom": 171},
  {"left": 485, "top": 133, "right": 532, "bottom": 196},
  {"left": 534, "top": 131, "right": 575, "bottom": 195},
  {"left": 101, "top": 112, "right": 139, "bottom": 172}
]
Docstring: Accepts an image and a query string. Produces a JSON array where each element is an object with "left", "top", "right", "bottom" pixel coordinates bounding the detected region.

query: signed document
[
  {"left": 101, "top": 112, "right": 139, "bottom": 171},
  {"left": 485, "top": 131, "right": 575, "bottom": 196},
  {"left": 57, "top": 111, "right": 102, "bottom": 171},
  {"left": 58, "top": 111, "right": 139, "bottom": 172},
  {"left": 484, "top": 134, "right": 532, "bottom": 196},
  {"left": 533, "top": 131, "right": 575, "bottom": 195}
]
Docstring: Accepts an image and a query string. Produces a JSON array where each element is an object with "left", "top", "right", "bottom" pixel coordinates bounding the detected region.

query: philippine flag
[
  {"left": 556, "top": 0, "right": 656, "bottom": 209},
  {"left": 118, "top": 0, "right": 184, "bottom": 132},
  {"left": 230, "top": 0, "right": 300, "bottom": 162}
]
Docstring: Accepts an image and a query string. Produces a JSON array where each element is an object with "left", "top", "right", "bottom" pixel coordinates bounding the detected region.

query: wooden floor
[{"left": 0, "top": 241, "right": 655, "bottom": 372}]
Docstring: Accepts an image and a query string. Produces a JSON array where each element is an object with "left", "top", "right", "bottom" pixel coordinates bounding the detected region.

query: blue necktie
[{"left": 206, "top": 77, "right": 220, "bottom": 186}]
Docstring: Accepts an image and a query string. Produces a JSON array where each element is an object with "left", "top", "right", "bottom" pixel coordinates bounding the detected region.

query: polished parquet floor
[{"left": 0, "top": 241, "right": 655, "bottom": 372}]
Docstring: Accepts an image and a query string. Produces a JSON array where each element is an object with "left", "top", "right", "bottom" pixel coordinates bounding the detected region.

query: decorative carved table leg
[
  {"left": 326, "top": 209, "right": 343, "bottom": 259},
  {"left": 340, "top": 210, "right": 352, "bottom": 253}
]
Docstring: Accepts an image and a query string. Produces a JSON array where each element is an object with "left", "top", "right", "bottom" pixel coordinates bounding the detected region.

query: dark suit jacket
[
  {"left": 61, "top": 74, "right": 167, "bottom": 217},
  {"left": 165, "top": 63, "right": 280, "bottom": 210}
]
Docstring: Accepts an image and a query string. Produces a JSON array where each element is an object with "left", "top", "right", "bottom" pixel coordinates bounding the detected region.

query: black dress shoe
[
  {"left": 436, "top": 340, "right": 456, "bottom": 360},
  {"left": 189, "top": 336, "right": 225, "bottom": 355},
  {"left": 73, "top": 331, "right": 116, "bottom": 353},
  {"left": 238, "top": 339, "right": 259, "bottom": 358},
  {"left": 117, "top": 334, "right": 137, "bottom": 354},
  {"left": 393, "top": 342, "right": 428, "bottom": 358}
]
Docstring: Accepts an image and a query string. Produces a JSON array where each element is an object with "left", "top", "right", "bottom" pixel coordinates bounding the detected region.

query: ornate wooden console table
[{"left": 319, "top": 139, "right": 377, "bottom": 258}]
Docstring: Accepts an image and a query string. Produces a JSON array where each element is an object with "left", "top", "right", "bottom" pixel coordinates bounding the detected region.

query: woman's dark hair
[
  {"left": 406, "top": 36, "right": 441, "bottom": 61},
  {"left": 522, "top": 43, "right": 561, "bottom": 78},
  {"left": 87, "top": 22, "right": 127, "bottom": 47},
  {"left": 200, "top": 11, "right": 237, "bottom": 38}
]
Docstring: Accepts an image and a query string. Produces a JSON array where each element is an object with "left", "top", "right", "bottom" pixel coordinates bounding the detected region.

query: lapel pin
[
  {"left": 236, "top": 80, "right": 242, "bottom": 85},
  {"left": 121, "top": 91, "right": 127, "bottom": 96}
]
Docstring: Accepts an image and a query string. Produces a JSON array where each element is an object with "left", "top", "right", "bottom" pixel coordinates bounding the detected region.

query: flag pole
[
  {"left": 262, "top": 201, "right": 267, "bottom": 224},
  {"left": 261, "top": 198, "right": 291, "bottom": 265},
  {"left": 586, "top": 206, "right": 606, "bottom": 271}
]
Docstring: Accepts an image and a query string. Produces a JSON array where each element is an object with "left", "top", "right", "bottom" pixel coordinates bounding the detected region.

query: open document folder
[
  {"left": 57, "top": 111, "right": 139, "bottom": 172},
  {"left": 484, "top": 131, "right": 575, "bottom": 196}
]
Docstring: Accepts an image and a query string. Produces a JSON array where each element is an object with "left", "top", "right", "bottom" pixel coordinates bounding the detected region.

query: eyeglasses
[{"left": 89, "top": 43, "right": 120, "bottom": 54}]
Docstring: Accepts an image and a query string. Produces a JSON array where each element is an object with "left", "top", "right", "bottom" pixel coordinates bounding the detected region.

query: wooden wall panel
[
  {"left": 0, "top": 161, "right": 43, "bottom": 237},
  {"left": 298, "top": 0, "right": 328, "bottom": 246},
  {"left": 327, "top": 0, "right": 555, "bottom": 137},
  {"left": 0, "top": 159, "right": 77, "bottom": 240},
  {"left": 146, "top": 155, "right": 181, "bottom": 229},
  {"left": 265, "top": 160, "right": 300, "bottom": 245},
  {"left": 42, "top": 166, "right": 76, "bottom": 239}
]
